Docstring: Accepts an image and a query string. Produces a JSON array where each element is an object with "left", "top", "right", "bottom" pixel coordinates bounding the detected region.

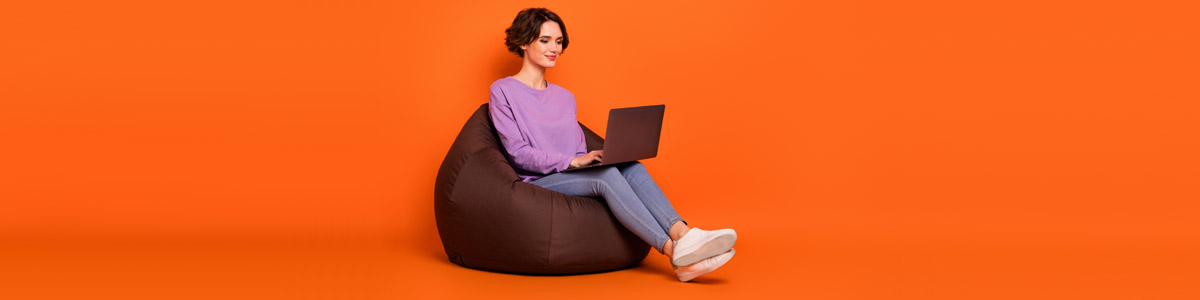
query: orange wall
[{"left": 2, "top": 0, "right": 1197, "bottom": 247}]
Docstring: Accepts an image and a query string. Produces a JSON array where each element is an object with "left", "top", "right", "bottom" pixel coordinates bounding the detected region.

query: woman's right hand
[{"left": 569, "top": 150, "right": 604, "bottom": 169}]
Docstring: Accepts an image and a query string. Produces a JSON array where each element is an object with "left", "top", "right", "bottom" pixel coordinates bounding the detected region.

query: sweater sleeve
[
  {"left": 575, "top": 122, "right": 587, "bottom": 156},
  {"left": 489, "top": 86, "right": 575, "bottom": 175}
]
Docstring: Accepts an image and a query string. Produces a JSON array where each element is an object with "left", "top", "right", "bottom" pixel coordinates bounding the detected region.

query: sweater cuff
[{"left": 558, "top": 153, "right": 575, "bottom": 172}]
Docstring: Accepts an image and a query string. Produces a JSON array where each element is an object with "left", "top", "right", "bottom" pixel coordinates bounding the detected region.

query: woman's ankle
[
  {"left": 662, "top": 239, "right": 674, "bottom": 257},
  {"left": 669, "top": 222, "right": 690, "bottom": 241}
]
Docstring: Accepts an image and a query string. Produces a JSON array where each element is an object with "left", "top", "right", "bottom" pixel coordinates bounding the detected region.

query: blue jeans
[{"left": 531, "top": 162, "right": 686, "bottom": 253}]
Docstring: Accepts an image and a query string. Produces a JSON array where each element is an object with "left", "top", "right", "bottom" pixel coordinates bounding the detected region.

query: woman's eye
[
  {"left": 540, "top": 40, "right": 549, "bottom": 43},
  {"left": 556, "top": 41, "right": 562, "bottom": 45}
]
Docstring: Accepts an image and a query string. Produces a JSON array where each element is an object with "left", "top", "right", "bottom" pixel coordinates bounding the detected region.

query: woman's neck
[{"left": 513, "top": 59, "right": 547, "bottom": 90}]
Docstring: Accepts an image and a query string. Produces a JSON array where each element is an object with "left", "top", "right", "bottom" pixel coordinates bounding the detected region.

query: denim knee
[
  {"left": 598, "top": 166, "right": 624, "bottom": 182},
  {"left": 618, "top": 162, "right": 647, "bottom": 180},
  {"left": 625, "top": 161, "right": 646, "bottom": 172}
]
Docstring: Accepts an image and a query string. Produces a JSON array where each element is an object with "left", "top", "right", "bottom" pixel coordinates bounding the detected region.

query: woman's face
[{"left": 520, "top": 21, "right": 563, "bottom": 68}]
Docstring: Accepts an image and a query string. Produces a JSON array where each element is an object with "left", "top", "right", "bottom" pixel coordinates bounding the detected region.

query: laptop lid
[
  {"left": 602, "top": 104, "right": 665, "bottom": 163},
  {"left": 563, "top": 104, "right": 665, "bottom": 171}
]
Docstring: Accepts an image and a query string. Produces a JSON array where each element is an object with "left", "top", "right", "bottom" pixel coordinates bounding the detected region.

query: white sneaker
[
  {"left": 675, "top": 248, "right": 735, "bottom": 282},
  {"left": 671, "top": 228, "right": 737, "bottom": 267}
]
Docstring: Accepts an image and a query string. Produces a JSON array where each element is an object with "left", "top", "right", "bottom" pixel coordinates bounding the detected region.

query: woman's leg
[
  {"left": 612, "top": 162, "right": 736, "bottom": 269},
  {"left": 530, "top": 166, "right": 672, "bottom": 254},
  {"left": 615, "top": 162, "right": 692, "bottom": 258},
  {"left": 614, "top": 162, "right": 687, "bottom": 234}
]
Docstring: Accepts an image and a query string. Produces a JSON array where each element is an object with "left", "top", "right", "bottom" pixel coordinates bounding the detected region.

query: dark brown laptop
[{"left": 564, "top": 104, "right": 665, "bottom": 171}]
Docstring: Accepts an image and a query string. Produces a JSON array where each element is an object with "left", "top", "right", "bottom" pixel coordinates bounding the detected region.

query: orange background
[{"left": 2, "top": 0, "right": 1198, "bottom": 299}]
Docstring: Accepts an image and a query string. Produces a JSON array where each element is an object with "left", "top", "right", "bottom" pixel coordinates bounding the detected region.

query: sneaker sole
[
  {"left": 677, "top": 249, "right": 735, "bottom": 282},
  {"left": 672, "top": 232, "right": 736, "bottom": 267}
]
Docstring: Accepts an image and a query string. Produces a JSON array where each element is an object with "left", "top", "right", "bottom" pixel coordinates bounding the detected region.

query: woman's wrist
[{"left": 567, "top": 155, "right": 581, "bottom": 169}]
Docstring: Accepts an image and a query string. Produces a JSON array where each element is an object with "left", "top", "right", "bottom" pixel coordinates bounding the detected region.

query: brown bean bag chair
[{"left": 434, "top": 103, "right": 651, "bottom": 274}]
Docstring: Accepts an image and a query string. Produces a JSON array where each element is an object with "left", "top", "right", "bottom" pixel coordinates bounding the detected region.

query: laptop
[{"left": 563, "top": 104, "right": 665, "bottom": 171}]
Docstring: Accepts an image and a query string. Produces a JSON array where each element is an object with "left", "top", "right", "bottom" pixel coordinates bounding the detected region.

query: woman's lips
[{"left": 546, "top": 55, "right": 557, "bottom": 61}]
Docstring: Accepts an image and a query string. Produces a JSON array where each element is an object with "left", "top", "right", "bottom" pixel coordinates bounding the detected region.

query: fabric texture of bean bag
[{"left": 434, "top": 103, "right": 651, "bottom": 274}]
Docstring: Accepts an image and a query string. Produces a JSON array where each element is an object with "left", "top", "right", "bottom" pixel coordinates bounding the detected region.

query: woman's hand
[{"left": 569, "top": 150, "right": 603, "bottom": 169}]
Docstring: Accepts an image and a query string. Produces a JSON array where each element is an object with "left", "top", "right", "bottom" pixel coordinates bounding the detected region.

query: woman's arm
[{"left": 489, "top": 88, "right": 576, "bottom": 174}]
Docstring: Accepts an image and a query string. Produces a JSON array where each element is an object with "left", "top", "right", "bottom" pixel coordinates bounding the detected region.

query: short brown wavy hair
[{"left": 504, "top": 8, "right": 568, "bottom": 57}]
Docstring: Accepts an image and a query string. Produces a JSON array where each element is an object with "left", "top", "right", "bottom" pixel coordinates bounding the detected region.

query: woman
[{"left": 488, "top": 8, "right": 738, "bottom": 282}]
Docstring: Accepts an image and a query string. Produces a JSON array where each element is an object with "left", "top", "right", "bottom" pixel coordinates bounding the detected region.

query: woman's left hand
[{"left": 569, "top": 150, "right": 603, "bottom": 169}]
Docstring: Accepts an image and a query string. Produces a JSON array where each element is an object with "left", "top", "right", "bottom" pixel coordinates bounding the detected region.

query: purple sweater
[{"left": 488, "top": 77, "right": 587, "bottom": 182}]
